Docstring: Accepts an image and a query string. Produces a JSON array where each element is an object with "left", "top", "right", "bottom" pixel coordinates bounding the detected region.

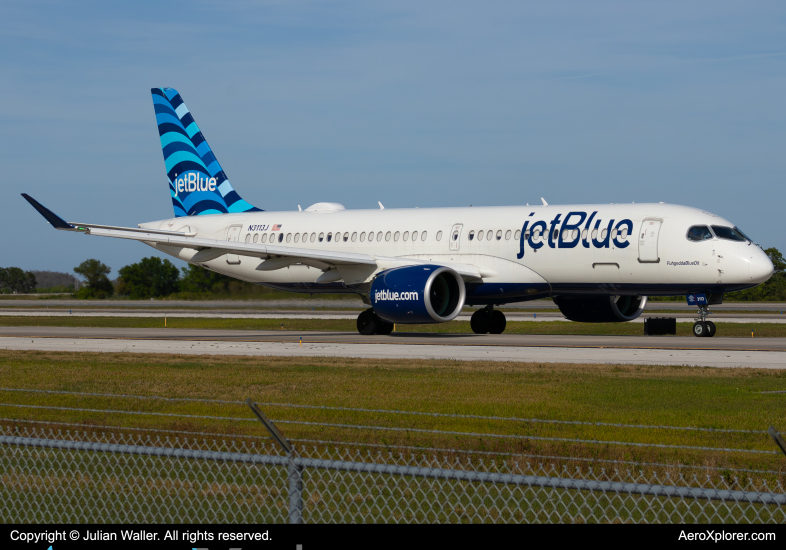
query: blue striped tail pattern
[{"left": 151, "top": 87, "right": 261, "bottom": 217}]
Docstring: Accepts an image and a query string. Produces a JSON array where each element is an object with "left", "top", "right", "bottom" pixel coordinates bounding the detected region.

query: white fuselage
[{"left": 143, "top": 202, "right": 773, "bottom": 305}]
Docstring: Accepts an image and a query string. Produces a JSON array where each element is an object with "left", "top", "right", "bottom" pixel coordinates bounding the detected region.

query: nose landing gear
[
  {"left": 692, "top": 306, "right": 716, "bottom": 338},
  {"left": 470, "top": 305, "right": 507, "bottom": 334},
  {"left": 357, "top": 308, "right": 394, "bottom": 335}
]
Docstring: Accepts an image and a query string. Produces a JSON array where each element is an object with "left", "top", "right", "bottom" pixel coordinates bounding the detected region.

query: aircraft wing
[{"left": 22, "top": 194, "right": 482, "bottom": 281}]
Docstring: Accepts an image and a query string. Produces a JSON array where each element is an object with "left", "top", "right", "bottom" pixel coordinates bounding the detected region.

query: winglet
[
  {"left": 541, "top": 197, "right": 548, "bottom": 206},
  {"left": 21, "top": 194, "right": 76, "bottom": 230}
]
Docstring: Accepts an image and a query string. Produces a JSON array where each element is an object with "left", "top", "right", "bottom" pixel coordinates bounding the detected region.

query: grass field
[
  {"left": 1, "top": 315, "right": 785, "bottom": 337},
  {"left": 0, "top": 350, "right": 784, "bottom": 478}
]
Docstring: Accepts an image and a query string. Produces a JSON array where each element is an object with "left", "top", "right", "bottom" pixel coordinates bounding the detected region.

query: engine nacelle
[
  {"left": 553, "top": 295, "right": 648, "bottom": 323},
  {"left": 370, "top": 265, "right": 466, "bottom": 324}
]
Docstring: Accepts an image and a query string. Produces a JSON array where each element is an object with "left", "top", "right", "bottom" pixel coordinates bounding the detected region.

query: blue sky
[{"left": 1, "top": 1, "right": 785, "bottom": 276}]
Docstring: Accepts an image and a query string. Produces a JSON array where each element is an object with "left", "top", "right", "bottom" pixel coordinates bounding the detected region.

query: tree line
[
  {"left": 72, "top": 257, "right": 271, "bottom": 299},
  {"left": 0, "top": 267, "right": 37, "bottom": 294}
]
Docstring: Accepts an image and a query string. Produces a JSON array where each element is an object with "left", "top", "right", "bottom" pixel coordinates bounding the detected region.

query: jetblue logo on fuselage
[
  {"left": 173, "top": 171, "right": 217, "bottom": 197},
  {"left": 517, "top": 211, "right": 633, "bottom": 259}
]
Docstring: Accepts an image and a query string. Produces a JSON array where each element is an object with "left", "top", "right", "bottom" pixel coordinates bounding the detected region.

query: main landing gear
[
  {"left": 357, "top": 308, "right": 394, "bottom": 335},
  {"left": 692, "top": 305, "right": 716, "bottom": 338},
  {"left": 470, "top": 305, "right": 507, "bottom": 334}
]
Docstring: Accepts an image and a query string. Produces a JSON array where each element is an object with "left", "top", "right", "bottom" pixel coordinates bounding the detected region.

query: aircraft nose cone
[{"left": 749, "top": 248, "right": 774, "bottom": 283}]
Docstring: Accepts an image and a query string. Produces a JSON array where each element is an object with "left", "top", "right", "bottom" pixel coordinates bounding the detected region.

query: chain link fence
[{"left": 1, "top": 424, "right": 784, "bottom": 524}]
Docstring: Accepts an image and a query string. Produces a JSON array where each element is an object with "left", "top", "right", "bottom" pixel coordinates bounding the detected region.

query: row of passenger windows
[
  {"left": 245, "top": 230, "right": 432, "bottom": 244},
  {"left": 244, "top": 226, "right": 631, "bottom": 245},
  {"left": 518, "top": 227, "right": 629, "bottom": 242}
]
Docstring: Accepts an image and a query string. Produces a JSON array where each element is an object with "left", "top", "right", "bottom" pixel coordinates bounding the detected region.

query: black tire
[
  {"left": 705, "top": 321, "right": 716, "bottom": 338},
  {"left": 692, "top": 321, "right": 706, "bottom": 337},
  {"left": 489, "top": 310, "right": 506, "bottom": 334},
  {"left": 357, "top": 309, "right": 378, "bottom": 335},
  {"left": 470, "top": 310, "right": 491, "bottom": 334},
  {"left": 376, "top": 319, "right": 394, "bottom": 335}
]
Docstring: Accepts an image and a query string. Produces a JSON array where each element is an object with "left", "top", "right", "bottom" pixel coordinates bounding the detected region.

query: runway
[
  {"left": 2, "top": 309, "right": 785, "bottom": 323},
  {"left": 1, "top": 326, "right": 784, "bottom": 368}
]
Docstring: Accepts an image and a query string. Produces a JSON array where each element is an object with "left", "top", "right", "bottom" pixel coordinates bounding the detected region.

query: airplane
[{"left": 22, "top": 87, "right": 774, "bottom": 338}]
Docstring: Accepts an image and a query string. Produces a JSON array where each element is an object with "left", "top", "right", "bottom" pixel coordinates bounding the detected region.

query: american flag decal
[{"left": 272, "top": 224, "right": 282, "bottom": 231}]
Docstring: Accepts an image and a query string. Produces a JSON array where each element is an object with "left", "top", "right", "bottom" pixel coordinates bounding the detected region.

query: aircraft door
[
  {"left": 226, "top": 224, "right": 242, "bottom": 264},
  {"left": 449, "top": 224, "right": 463, "bottom": 251},
  {"left": 638, "top": 219, "right": 662, "bottom": 263}
]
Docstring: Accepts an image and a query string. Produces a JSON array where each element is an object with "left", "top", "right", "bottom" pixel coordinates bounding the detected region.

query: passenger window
[
  {"left": 394, "top": 231, "right": 400, "bottom": 241},
  {"left": 524, "top": 231, "right": 530, "bottom": 239},
  {"left": 571, "top": 229, "right": 578, "bottom": 240},
  {"left": 581, "top": 229, "right": 587, "bottom": 240},
  {"left": 477, "top": 230, "right": 484, "bottom": 241},
  {"left": 687, "top": 225, "right": 713, "bottom": 242},
  {"left": 591, "top": 229, "right": 597, "bottom": 240},
  {"left": 385, "top": 231, "right": 391, "bottom": 241},
  {"left": 343, "top": 232, "right": 349, "bottom": 242},
  {"left": 318, "top": 232, "right": 324, "bottom": 242},
  {"left": 611, "top": 229, "right": 617, "bottom": 239},
  {"left": 294, "top": 233, "right": 300, "bottom": 243},
  {"left": 377, "top": 231, "right": 383, "bottom": 242},
  {"left": 327, "top": 232, "right": 332, "bottom": 242},
  {"left": 468, "top": 230, "right": 475, "bottom": 241},
  {"left": 278, "top": 233, "right": 284, "bottom": 243},
  {"left": 505, "top": 230, "right": 512, "bottom": 240},
  {"left": 310, "top": 233, "right": 316, "bottom": 242},
  {"left": 532, "top": 229, "right": 540, "bottom": 240},
  {"left": 245, "top": 234, "right": 250, "bottom": 243},
  {"left": 436, "top": 230, "right": 443, "bottom": 241},
  {"left": 412, "top": 231, "right": 418, "bottom": 241},
  {"left": 351, "top": 232, "right": 357, "bottom": 242},
  {"left": 495, "top": 230, "right": 502, "bottom": 241},
  {"left": 403, "top": 231, "right": 409, "bottom": 241},
  {"left": 452, "top": 230, "right": 459, "bottom": 241},
  {"left": 286, "top": 233, "right": 292, "bottom": 243},
  {"left": 261, "top": 233, "right": 268, "bottom": 243},
  {"left": 421, "top": 231, "right": 427, "bottom": 241},
  {"left": 620, "top": 228, "right": 628, "bottom": 239},
  {"left": 360, "top": 232, "right": 366, "bottom": 242},
  {"left": 252, "top": 233, "right": 258, "bottom": 243},
  {"left": 552, "top": 229, "right": 559, "bottom": 240},
  {"left": 711, "top": 225, "right": 746, "bottom": 242},
  {"left": 601, "top": 229, "right": 607, "bottom": 240},
  {"left": 561, "top": 229, "right": 569, "bottom": 240}
]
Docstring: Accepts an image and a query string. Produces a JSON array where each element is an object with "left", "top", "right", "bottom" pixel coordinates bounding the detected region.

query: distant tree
[
  {"left": 0, "top": 267, "right": 37, "bottom": 294},
  {"left": 74, "top": 259, "right": 114, "bottom": 299},
  {"left": 117, "top": 257, "right": 180, "bottom": 299},
  {"left": 179, "top": 264, "right": 233, "bottom": 294},
  {"left": 31, "top": 270, "right": 78, "bottom": 290}
]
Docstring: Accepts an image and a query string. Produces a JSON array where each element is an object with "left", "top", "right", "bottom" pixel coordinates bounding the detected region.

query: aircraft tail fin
[{"left": 151, "top": 87, "right": 262, "bottom": 217}]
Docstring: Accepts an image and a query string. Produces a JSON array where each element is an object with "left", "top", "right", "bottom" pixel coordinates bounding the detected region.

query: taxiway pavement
[{"left": 1, "top": 326, "right": 784, "bottom": 368}]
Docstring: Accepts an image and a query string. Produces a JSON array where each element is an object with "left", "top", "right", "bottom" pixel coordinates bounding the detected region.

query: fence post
[
  {"left": 288, "top": 454, "right": 304, "bottom": 524},
  {"left": 246, "top": 398, "right": 304, "bottom": 524},
  {"left": 769, "top": 426, "right": 786, "bottom": 458}
]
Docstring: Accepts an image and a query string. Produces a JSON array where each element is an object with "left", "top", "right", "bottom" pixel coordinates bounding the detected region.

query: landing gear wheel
[
  {"left": 489, "top": 310, "right": 507, "bottom": 334},
  {"left": 705, "top": 321, "right": 716, "bottom": 338},
  {"left": 357, "top": 309, "right": 378, "bottom": 335},
  {"left": 376, "top": 319, "right": 394, "bottom": 335},
  {"left": 692, "top": 321, "right": 706, "bottom": 338},
  {"left": 470, "top": 310, "right": 491, "bottom": 334}
]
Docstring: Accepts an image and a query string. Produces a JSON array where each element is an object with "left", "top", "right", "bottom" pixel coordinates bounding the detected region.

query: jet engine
[
  {"left": 553, "top": 295, "right": 648, "bottom": 323},
  {"left": 370, "top": 265, "right": 466, "bottom": 324}
]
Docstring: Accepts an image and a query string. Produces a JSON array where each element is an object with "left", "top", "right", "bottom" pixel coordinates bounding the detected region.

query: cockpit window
[
  {"left": 711, "top": 225, "right": 746, "bottom": 242},
  {"left": 734, "top": 226, "right": 753, "bottom": 242},
  {"left": 687, "top": 225, "right": 712, "bottom": 242}
]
